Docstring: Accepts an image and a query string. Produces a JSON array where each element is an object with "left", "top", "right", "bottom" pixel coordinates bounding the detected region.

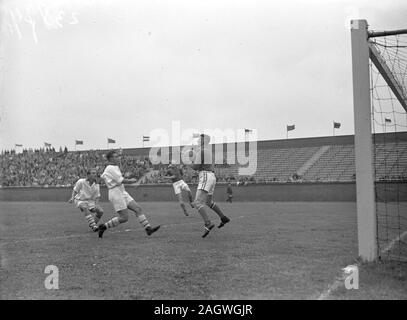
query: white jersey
[
  {"left": 101, "top": 165, "right": 124, "bottom": 190},
  {"left": 101, "top": 164, "right": 134, "bottom": 211},
  {"left": 73, "top": 178, "right": 101, "bottom": 201}
]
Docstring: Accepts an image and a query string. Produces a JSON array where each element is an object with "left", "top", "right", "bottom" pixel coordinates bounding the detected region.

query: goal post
[
  {"left": 351, "top": 19, "right": 407, "bottom": 263},
  {"left": 351, "top": 19, "right": 377, "bottom": 262}
]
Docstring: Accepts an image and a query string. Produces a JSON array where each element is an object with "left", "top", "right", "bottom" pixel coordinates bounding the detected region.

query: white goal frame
[{"left": 351, "top": 19, "right": 407, "bottom": 262}]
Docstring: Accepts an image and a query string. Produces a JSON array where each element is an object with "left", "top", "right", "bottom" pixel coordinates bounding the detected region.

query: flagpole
[{"left": 333, "top": 122, "right": 335, "bottom": 137}]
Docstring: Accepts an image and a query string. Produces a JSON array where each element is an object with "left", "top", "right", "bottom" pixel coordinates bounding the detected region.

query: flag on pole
[
  {"left": 287, "top": 125, "right": 295, "bottom": 131},
  {"left": 44, "top": 142, "right": 51, "bottom": 148},
  {"left": 15, "top": 144, "right": 23, "bottom": 147},
  {"left": 143, "top": 136, "right": 150, "bottom": 142},
  {"left": 385, "top": 118, "right": 392, "bottom": 123},
  {"left": 107, "top": 138, "right": 116, "bottom": 144},
  {"left": 75, "top": 140, "right": 83, "bottom": 145},
  {"left": 334, "top": 122, "right": 341, "bottom": 129},
  {"left": 244, "top": 128, "right": 253, "bottom": 141}
]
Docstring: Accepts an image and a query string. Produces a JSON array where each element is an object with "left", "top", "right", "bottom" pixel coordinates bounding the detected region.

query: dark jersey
[
  {"left": 192, "top": 147, "right": 214, "bottom": 172},
  {"left": 227, "top": 185, "right": 233, "bottom": 195},
  {"left": 167, "top": 166, "right": 184, "bottom": 183}
]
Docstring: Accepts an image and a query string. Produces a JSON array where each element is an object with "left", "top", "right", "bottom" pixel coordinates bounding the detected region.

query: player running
[
  {"left": 191, "top": 134, "right": 230, "bottom": 238},
  {"left": 164, "top": 162, "right": 194, "bottom": 216},
  {"left": 68, "top": 168, "right": 104, "bottom": 232},
  {"left": 96, "top": 150, "right": 160, "bottom": 238}
]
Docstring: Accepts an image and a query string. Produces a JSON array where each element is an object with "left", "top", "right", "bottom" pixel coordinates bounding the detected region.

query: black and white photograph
[{"left": 0, "top": 0, "right": 406, "bottom": 304}]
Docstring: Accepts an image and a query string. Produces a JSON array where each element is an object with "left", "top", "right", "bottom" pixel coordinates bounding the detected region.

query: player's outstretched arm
[
  {"left": 68, "top": 190, "right": 77, "bottom": 203},
  {"left": 122, "top": 178, "right": 139, "bottom": 184}
]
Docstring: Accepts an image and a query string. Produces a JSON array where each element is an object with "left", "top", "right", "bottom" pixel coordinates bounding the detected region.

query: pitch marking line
[
  {"left": 381, "top": 231, "right": 407, "bottom": 256},
  {"left": 317, "top": 275, "right": 346, "bottom": 300},
  {"left": 2, "top": 215, "right": 245, "bottom": 245},
  {"left": 318, "top": 231, "right": 407, "bottom": 300}
]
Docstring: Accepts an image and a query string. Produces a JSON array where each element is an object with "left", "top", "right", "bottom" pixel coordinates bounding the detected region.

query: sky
[{"left": 0, "top": 0, "right": 406, "bottom": 151}]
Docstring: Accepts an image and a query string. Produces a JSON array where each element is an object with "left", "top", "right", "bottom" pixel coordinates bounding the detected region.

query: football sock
[
  {"left": 180, "top": 202, "right": 188, "bottom": 215},
  {"left": 85, "top": 214, "right": 97, "bottom": 229},
  {"left": 209, "top": 202, "right": 226, "bottom": 219},
  {"left": 104, "top": 217, "right": 120, "bottom": 229},
  {"left": 137, "top": 214, "right": 151, "bottom": 229},
  {"left": 197, "top": 206, "right": 211, "bottom": 225}
]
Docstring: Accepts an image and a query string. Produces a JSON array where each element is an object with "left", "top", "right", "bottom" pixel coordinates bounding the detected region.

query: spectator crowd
[
  {"left": 0, "top": 148, "right": 255, "bottom": 187},
  {"left": 0, "top": 148, "right": 151, "bottom": 187}
]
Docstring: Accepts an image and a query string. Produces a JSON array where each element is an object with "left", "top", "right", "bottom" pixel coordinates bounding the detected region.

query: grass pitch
[{"left": 0, "top": 201, "right": 406, "bottom": 299}]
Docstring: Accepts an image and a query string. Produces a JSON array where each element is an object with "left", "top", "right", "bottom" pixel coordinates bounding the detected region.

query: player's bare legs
[
  {"left": 78, "top": 204, "right": 99, "bottom": 232},
  {"left": 186, "top": 190, "right": 194, "bottom": 208},
  {"left": 206, "top": 194, "right": 230, "bottom": 228},
  {"left": 92, "top": 206, "right": 104, "bottom": 225},
  {"left": 127, "top": 200, "right": 160, "bottom": 235},
  {"left": 194, "top": 189, "right": 215, "bottom": 238},
  {"left": 97, "top": 199, "right": 160, "bottom": 238},
  {"left": 177, "top": 193, "right": 189, "bottom": 216},
  {"left": 97, "top": 208, "right": 128, "bottom": 236},
  {"left": 98, "top": 201, "right": 160, "bottom": 237}
]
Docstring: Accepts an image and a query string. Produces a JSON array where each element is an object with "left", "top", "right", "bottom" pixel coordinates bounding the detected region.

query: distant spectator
[{"left": 226, "top": 183, "right": 233, "bottom": 203}]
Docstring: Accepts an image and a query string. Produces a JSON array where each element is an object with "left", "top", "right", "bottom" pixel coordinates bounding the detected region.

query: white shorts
[
  {"left": 197, "top": 171, "right": 216, "bottom": 195},
  {"left": 108, "top": 186, "right": 135, "bottom": 212},
  {"left": 74, "top": 200, "right": 102, "bottom": 212},
  {"left": 172, "top": 180, "right": 191, "bottom": 195}
]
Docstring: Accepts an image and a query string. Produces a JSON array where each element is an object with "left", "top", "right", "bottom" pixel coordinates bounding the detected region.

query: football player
[
  {"left": 164, "top": 162, "right": 194, "bottom": 216},
  {"left": 68, "top": 168, "right": 104, "bottom": 232},
  {"left": 97, "top": 150, "right": 160, "bottom": 238},
  {"left": 191, "top": 134, "right": 230, "bottom": 238}
]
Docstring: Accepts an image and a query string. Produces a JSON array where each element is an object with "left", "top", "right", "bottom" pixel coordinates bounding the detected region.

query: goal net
[
  {"left": 369, "top": 29, "right": 407, "bottom": 263},
  {"left": 351, "top": 20, "right": 407, "bottom": 263}
]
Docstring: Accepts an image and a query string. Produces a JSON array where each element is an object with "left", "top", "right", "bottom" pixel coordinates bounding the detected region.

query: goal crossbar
[
  {"left": 368, "top": 42, "right": 407, "bottom": 112},
  {"left": 368, "top": 29, "right": 407, "bottom": 38}
]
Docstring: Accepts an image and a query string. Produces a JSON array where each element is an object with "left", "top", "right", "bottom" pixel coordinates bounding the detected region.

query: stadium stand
[
  {"left": 0, "top": 148, "right": 151, "bottom": 187},
  {"left": 374, "top": 142, "right": 407, "bottom": 180},
  {"left": 301, "top": 144, "right": 355, "bottom": 182},
  {"left": 1, "top": 133, "right": 406, "bottom": 187}
]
